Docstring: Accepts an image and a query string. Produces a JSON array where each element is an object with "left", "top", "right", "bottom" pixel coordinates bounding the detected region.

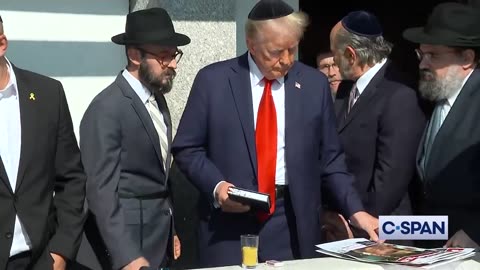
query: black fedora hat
[
  {"left": 112, "top": 7, "right": 190, "bottom": 46},
  {"left": 403, "top": 2, "right": 480, "bottom": 47}
]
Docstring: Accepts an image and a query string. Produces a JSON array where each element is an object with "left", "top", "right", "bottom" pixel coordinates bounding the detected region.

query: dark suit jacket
[
  {"left": 413, "top": 69, "right": 480, "bottom": 245},
  {"left": 0, "top": 66, "right": 86, "bottom": 269},
  {"left": 80, "top": 74, "right": 174, "bottom": 269},
  {"left": 172, "top": 53, "right": 364, "bottom": 266},
  {"left": 334, "top": 62, "right": 426, "bottom": 217}
]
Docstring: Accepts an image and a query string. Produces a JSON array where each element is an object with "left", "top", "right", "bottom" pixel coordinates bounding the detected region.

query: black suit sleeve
[
  {"left": 48, "top": 81, "right": 87, "bottom": 260},
  {"left": 319, "top": 81, "right": 365, "bottom": 218},
  {"left": 372, "top": 87, "right": 425, "bottom": 215}
]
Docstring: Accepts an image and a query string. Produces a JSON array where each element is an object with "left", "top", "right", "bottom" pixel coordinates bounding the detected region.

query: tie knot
[
  {"left": 263, "top": 78, "right": 274, "bottom": 87},
  {"left": 437, "top": 99, "right": 448, "bottom": 106}
]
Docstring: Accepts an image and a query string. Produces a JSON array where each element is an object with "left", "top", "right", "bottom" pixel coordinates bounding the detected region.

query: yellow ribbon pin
[{"left": 29, "top": 93, "right": 35, "bottom": 100}]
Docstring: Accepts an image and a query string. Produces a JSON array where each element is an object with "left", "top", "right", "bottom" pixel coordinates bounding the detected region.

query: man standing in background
[{"left": 316, "top": 50, "right": 342, "bottom": 99}]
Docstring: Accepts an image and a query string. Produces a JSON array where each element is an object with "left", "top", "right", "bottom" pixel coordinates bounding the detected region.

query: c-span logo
[{"left": 379, "top": 216, "right": 448, "bottom": 240}]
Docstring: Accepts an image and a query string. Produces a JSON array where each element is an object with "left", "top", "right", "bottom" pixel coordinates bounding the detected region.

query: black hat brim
[
  {"left": 403, "top": 27, "right": 480, "bottom": 47},
  {"left": 111, "top": 32, "right": 191, "bottom": 46}
]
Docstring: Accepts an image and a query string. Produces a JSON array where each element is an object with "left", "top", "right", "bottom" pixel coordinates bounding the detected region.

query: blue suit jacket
[{"left": 172, "top": 53, "right": 363, "bottom": 261}]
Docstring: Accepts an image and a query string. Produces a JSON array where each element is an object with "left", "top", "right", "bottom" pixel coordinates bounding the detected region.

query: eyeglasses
[
  {"left": 319, "top": 63, "right": 338, "bottom": 71},
  {"left": 136, "top": 47, "right": 183, "bottom": 66},
  {"left": 415, "top": 49, "right": 458, "bottom": 62}
]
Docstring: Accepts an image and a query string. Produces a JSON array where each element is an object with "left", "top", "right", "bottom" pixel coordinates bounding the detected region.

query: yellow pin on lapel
[{"left": 29, "top": 93, "right": 35, "bottom": 100}]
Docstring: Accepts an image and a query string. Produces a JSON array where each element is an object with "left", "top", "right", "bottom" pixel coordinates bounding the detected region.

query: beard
[
  {"left": 139, "top": 60, "right": 176, "bottom": 95},
  {"left": 337, "top": 56, "right": 355, "bottom": 80},
  {"left": 418, "top": 65, "right": 464, "bottom": 102}
]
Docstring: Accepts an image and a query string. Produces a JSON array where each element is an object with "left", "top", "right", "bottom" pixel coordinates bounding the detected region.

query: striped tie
[
  {"left": 347, "top": 85, "right": 359, "bottom": 115},
  {"left": 146, "top": 95, "right": 169, "bottom": 170}
]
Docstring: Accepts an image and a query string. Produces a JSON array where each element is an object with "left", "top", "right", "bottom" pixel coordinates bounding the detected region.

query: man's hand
[
  {"left": 122, "top": 256, "right": 150, "bottom": 270},
  {"left": 445, "top": 230, "right": 479, "bottom": 248},
  {"left": 50, "top": 253, "right": 66, "bottom": 270},
  {"left": 349, "top": 211, "right": 381, "bottom": 242},
  {"left": 215, "top": 181, "right": 250, "bottom": 213},
  {"left": 174, "top": 235, "right": 181, "bottom": 260},
  {"left": 321, "top": 210, "right": 353, "bottom": 242}
]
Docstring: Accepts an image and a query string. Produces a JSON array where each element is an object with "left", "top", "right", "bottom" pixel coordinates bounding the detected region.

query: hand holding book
[
  {"left": 215, "top": 181, "right": 251, "bottom": 213},
  {"left": 227, "top": 186, "right": 271, "bottom": 213}
]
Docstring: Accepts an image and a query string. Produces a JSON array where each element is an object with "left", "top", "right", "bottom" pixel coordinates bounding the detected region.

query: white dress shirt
[
  {"left": 355, "top": 58, "right": 387, "bottom": 100},
  {"left": 122, "top": 69, "right": 152, "bottom": 106},
  {"left": 0, "top": 58, "right": 32, "bottom": 256},
  {"left": 212, "top": 54, "right": 289, "bottom": 204}
]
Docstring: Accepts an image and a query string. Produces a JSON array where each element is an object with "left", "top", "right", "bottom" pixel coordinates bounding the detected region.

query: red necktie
[{"left": 256, "top": 78, "right": 277, "bottom": 222}]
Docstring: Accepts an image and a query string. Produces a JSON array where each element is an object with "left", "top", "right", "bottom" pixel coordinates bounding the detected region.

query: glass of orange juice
[{"left": 241, "top": 234, "right": 259, "bottom": 268}]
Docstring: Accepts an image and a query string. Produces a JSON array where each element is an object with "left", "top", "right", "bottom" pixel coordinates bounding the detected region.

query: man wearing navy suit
[
  {"left": 172, "top": 0, "right": 379, "bottom": 267},
  {"left": 324, "top": 11, "right": 426, "bottom": 240}
]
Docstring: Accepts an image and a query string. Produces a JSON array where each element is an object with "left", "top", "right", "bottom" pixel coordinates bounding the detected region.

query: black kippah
[
  {"left": 341, "top": 11, "right": 382, "bottom": 37},
  {"left": 248, "top": 0, "right": 294, "bottom": 21},
  {"left": 0, "top": 16, "right": 2, "bottom": 23}
]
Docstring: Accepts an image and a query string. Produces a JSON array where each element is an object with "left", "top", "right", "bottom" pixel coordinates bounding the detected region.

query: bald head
[{"left": 329, "top": 21, "right": 342, "bottom": 51}]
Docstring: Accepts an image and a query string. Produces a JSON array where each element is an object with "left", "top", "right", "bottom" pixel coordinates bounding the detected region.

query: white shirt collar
[
  {"left": 122, "top": 69, "right": 152, "bottom": 104},
  {"left": 355, "top": 58, "right": 387, "bottom": 95},
  {"left": 0, "top": 58, "right": 18, "bottom": 99},
  {"left": 446, "top": 69, "right": 474, "bottom": 107},
  {"left": 247, "top": 53, "right": 284, "bottom": 86}
]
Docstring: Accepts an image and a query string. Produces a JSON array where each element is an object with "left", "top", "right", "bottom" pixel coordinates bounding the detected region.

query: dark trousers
[
  {"left": 197, "top": 189, "right": 300, "bottom": 267},
  {"left": 6, "top": 251, "right": 32, "bottom": 270},
  {"left": 258, "top": 190, "right": 300, "bottom": 262}
]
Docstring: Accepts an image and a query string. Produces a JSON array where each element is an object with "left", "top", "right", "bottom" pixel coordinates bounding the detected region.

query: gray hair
[
  {"left": 245, "top": 11, "right": 309, "bottom": 42},
  {"left": 334, "top": 26, "right": 392, "bottom": 66}
]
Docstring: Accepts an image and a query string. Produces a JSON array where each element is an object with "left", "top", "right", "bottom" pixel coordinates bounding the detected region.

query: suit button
[{"left": 5, "top": 232, "right": 13, "bottom": 239}]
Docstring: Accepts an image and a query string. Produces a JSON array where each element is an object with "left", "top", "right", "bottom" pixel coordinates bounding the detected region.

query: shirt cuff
[{"left": 212, "top": 180, "right": 226, "bottom": 208}]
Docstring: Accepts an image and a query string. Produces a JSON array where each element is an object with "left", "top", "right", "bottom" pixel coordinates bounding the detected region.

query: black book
[{"left": 227, "top": 186, "right": 271, "bottom": 212}]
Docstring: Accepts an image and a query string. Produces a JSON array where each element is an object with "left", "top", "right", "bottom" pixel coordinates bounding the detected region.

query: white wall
[{"left": 2, "top": 0, "right": 128, "bottom": 139}]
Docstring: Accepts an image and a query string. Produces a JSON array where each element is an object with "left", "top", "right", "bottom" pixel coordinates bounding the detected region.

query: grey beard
[
  {"left": 338, "top": 57, "right": 354, "bottom": 80},
  {"left": 139, "top": 61, "right": 176, "bottom": 95},
  {"left": 419, "top": 66, "right": 463, "bottom": 102}
]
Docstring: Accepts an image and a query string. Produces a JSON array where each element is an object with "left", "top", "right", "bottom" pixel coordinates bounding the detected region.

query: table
[{"left": 191, "top": 253, "right": 480, "bottom": 270}]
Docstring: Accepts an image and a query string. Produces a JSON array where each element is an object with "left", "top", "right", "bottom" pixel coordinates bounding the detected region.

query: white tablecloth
[{"left": 190, "top": 253, "right": 480, "bottom": 270}]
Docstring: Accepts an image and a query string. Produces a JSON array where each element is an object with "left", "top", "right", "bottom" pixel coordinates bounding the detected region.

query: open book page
[{"left": 316, "top": 238, "right": 475, "bottom": 266}]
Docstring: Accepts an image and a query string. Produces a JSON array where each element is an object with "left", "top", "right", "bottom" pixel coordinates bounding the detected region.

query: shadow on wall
[
  {"left": 8, "top": 41, "right": 125, "bottom": 77},
  {"left": 2, "top": 0, "right": 126, "bottom": 15}
]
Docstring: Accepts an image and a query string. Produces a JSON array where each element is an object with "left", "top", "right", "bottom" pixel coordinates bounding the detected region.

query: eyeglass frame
[
  {"left": 318, "top": 63, "right": 339, "bottom": 72},
  {"left": 136, "top": 47, "right": 183, "bottom": 67},
  {"left": 414, "top": 48, "right": 460, "bottom": 63}
]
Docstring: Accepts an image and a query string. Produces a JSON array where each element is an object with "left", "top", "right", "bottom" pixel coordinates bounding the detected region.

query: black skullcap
[
  {"left": 0, "top": 15, "right": 2, "bottom": 23},
  {"left": 341, "top": 10, "right": 383, "bottom": 37},
  {"left": 248, "top": 0, "right": 294, "bottom": 21}
]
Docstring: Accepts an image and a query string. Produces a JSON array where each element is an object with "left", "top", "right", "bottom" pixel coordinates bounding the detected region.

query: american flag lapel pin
[{"left": 295, "top": 81, "right": 301, "bottom": 89}]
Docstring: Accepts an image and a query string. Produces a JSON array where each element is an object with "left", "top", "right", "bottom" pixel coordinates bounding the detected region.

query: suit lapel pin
[
  {"left": 295, "top": 82, "right": 301, "bottom": 89},
  {"left": 29, "top": 92, "right": 36, "bottom": 101}
]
